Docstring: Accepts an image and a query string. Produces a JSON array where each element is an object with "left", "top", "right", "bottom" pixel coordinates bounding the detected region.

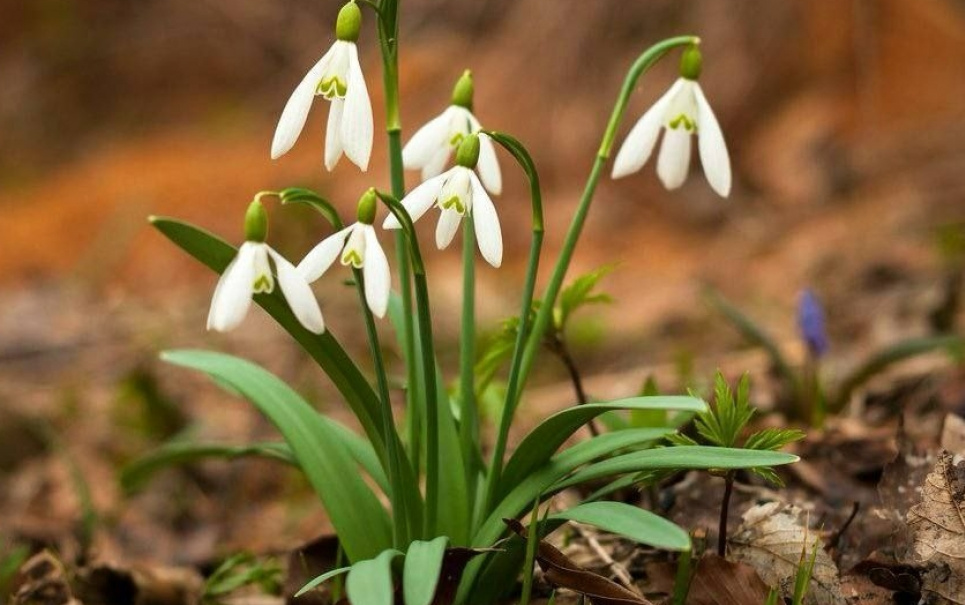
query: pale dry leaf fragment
[
  {"left": 906, "top": 450, "right": 965, "bottom": 604},
  {"left": 729, "top": 502, "right": 846, "bottom": 605}
]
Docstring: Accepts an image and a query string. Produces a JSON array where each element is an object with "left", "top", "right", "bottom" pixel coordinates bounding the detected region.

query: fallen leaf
[
  {"left": 906, "top": 450, "right": 965, "bottom": 604},
  {"left": 504, "top": 518, "right": 653, "bottom": 605},
  {"left": 12, "top": 551, "right": 79, "bottom": 605},
  {"left": 729, "top": 502, "right": 846, "bottom": 605},
  {"left": 685, "top": 554, "right": 771, "bottom": 605},
  {"left": 941, "top": 414, "right": 965, "bottom": 454}
]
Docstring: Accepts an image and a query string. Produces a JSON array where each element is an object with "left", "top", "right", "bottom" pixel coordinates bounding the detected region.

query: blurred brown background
[{"left": 2, "top": 0, "right": 965, "bottom": 565}]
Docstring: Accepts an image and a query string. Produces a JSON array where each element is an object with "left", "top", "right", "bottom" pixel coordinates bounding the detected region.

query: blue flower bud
[{"left": 798, "top": 289, "right": 829, "bottom": 358}]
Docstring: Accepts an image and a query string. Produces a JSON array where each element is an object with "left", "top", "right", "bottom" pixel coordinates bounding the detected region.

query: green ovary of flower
[
  {"left": 669, "top": 113, "right": 697, "bottom": 132},
  {"left": 441, "top": 195, "right": 466, "bottom": 215},
  {"left": 317, "top": 75, "right": 348, "bottom": 100}
]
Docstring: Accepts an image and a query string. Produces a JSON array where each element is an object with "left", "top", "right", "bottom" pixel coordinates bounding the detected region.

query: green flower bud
[
  {"left": 455, "top": 133, "right": 480, "bottom": 169},
  {"left": 451, "top": 69, "right": 474, "bottom": 110},
  {"left": 679, "top": 44, "right": 702, "bottom": 80},
  {"left": 357, "top": 188, "right": 378, "bottom": 225},
  {"left": 244, "top": 200, "right": 269, "bottom": 242},
  {"left": 336, "top": 2, "right": 362, "bottom": 42}
]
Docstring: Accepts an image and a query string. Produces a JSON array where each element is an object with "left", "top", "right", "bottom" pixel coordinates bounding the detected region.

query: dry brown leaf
[
  {"left": 941, "top": 414, "right": 965, "bottom": 454},
  {"left": 729, "top": 502, "right": 846, "bottom": 605},
  {"left": 504, "top": 518, "right": 653, "bottom": 605},
  {"left": 685, "top": 554, "right": 771, "bottom": 605},
  {"left": 906, "top": 450, "right": 965, "bottom": 604}
]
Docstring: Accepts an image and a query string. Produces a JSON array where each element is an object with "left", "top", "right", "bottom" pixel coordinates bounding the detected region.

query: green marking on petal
[
  {"left": 341, "top": 249, "right": 363, "bottom": 268},
  {"left": 318, "top": 76, "right": 348, "bottom": 100},
  {"left": 449, "top": 132, "right": 465, "bottom": 148},
  {"left": 668, "top": 113, "right": 697, "bottom": 132},
  {"left": 252, "top": 274, "right": 273, "bottom": 293},
  {"left": 440, "top": 195, "right": 466, "bottom": 215}
]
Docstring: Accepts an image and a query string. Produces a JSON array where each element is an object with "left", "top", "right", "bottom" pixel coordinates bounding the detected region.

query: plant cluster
[{"left": 134, "top": 1, "right": 800, "bottom": 603}]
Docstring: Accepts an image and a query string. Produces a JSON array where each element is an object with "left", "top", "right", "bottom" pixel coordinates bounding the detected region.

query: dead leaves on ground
[
  {"left": 729, "top": 502, "right": 846, "bottom": 605},
  {"left": 906, "top": 450, "right": 965, "bottom": 604}
]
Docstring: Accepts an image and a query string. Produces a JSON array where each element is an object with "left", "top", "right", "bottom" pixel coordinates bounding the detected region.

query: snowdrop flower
[
  {"left": 402, "top": 70, "right": 502, "bottom": 195},
  {"left": 384, "top": 134, "right": 502, "bottom": 268},
  {"left": 297, "top": 189, "right": 390, "bottom": 318},
  {"left": 612, "top": 45, "right": 731, "bottom": 197},
  {"left": 208, "top": 200, "right": 325, "bottom": 334},
  {"left": 271, "top": 2, "right": 373, "bottom": 171}
]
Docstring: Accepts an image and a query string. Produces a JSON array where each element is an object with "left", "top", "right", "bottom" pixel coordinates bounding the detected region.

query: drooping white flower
[
  {"left": 384, "top": 135, "right": 502, "bottom": 268},
  {"left": 270, "top": 2, "right": 373, "bottom": 172},
  {"left": 208, "top": 202, "right": 325, "bottom": 334},
  {"left": 402, "top": 70, "right": 502, "bottom": 195},
  {"left": 297, "top": 191, "right": 390, "bottom": 318},
  {"left": 611, "top": 46, "right": 731, "bottom": 198}
]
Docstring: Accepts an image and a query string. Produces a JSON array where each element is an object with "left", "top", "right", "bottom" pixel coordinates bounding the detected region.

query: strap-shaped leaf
[
  {"left": 403, "top": 537, "right": 448, "bottom": 605},
  {"left": 346, "top": 549, "right": 403, "bottom": 605},
  {"left": 499, "top": 396, "right": 706, "bottom": 498},
  {"left": 162, "top": 350, "right": 392, "bottom": 562},
  {"left": 122, "top": 441, "right": 295, "bottom": 493},
  {"left": 150, "top": 217, "right": 386, "bottom": 456},
  {"left": 555, "top": 446, "right": 799, "bottom": 492},
  {"left": 552, "top": 502, "right": 690, "bottom": 551},
  {"left": 295, "top": 565, "right": 351, "bottom": 597}
]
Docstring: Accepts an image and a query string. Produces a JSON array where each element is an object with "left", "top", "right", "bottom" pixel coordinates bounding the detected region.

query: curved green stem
[
  {"left": 353, "top": 268, "right": 409, "bottom": 547},
  {"left": 376, "top": 190, "right": 440, "bottom": 537},
  {"left": 478, "top": 132, "right": 544, "bottom": 520},
  {"left": 515, "top": 36, "right": 697, "bottom": 403}
]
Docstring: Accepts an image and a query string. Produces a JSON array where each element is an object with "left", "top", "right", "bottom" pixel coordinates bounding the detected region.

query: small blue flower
[{"left": 798, "top": 289, "right": 829, "bottom": 358}]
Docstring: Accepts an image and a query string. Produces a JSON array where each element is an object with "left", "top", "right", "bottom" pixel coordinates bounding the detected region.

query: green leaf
[
  {"left": 403, "top": 537, "right": 448, "bottom": 605},
  {"left": 472, "top": 429, "right": 674, "bottom": 550},
  {"left": 833, "top": 335, "right": 965, "bottom": 409},
  {"left": 499, "top": 396, "right": 707, "bottom": 497},
  {"left": 162, "top": 350, "right": 392, "bottom": 562},
  {"left": 295, "top": 565, "right": 351, "bottom": 597},
  {"left": 557, "top": 265, "right": 616, "bottom": 330},
  {"left": 554, "top": 446, "right": 799, "bottom": 492},
  {"left": 149, "top": 217, "right": 386, "bottom": 455},
  {"left": 744, "top": 427, "right": 806, "bottom": 452},
  {"left": 122, "top": 441, "right": 295, "bottom": 493},
  {"left": 346, "top": 549, "right": 403, "bottom": 605},
  {"left": 552, "top": 502, "right": 690, "bottom": 552}
]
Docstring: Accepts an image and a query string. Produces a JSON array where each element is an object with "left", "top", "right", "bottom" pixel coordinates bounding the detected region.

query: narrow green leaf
[
  {"left": 403, "top": 537, "right": 448, "bottom": 605},
  {"left": 499, "top": 396, "right": 706, "bottom": 497},
  {"left": 295, "top": 565, "right": 351, "bottom": 597},
  {"left": 149, "top": 217, "right": 386, "bottom": 456},
  {"left": 555, "top": 446, "right": 799, "bottom": 492},
  {"left": 833, "top": 335, "right": 964, "bottom": 409},
  {"left": 162, "top": 350, "right": 392, "bottom": 562},
  {"left": 346, "top": 549, "right": 403, "bottom": 605},
  {"left": 552, "top": 502, "right": 690, "bottom": 551},
  {"left": 122, "top": 441, "right": 295, "bottom": 493}
]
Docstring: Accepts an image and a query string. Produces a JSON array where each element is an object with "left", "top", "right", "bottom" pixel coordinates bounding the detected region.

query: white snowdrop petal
[
  {"left": 324, "top": 99, "right": 345, "bottom": 171},
  {"left": 656, "top": 127, "right": 692, "bottom": 190},
  {"left": 422, "top": 146, "right": 452, "bottom": 181},
  {"left": 269, "top": 248, "right": 325, "bottom": 334},
  {"left": 207, "top": 243, "right": 257, "bottom": 332},
  {"left": 611, "top": 79, "right": 684, "bottom": 179},
  {"left": 361, "top": 226, "right": 390, "bottom": 318},
  {"left": 476, "top": 132, "right": 503, "bottom": 195},
  {"left": 341, "top": 43, "right": 373, "bottom": 171},
  {"left": 271, "top": 47, "right": 335, "bottom": 160},
  {"left": 297, "top": 226, "right": 353, "bottom": 282},
  {"left": 382, "top": 170, "right": 452, "bottom": 229},
  {"left": 403, "top": 107, "right": 454, "bottom": 170},
  {"left": 435, "top": 209, "right": 462, "bottom": 250},
  {"left": 693, "top": 83, "right": 732, "bottom": 198},
  {"left": 469, "top": 173, "right": 502, "bottom": 268}
]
